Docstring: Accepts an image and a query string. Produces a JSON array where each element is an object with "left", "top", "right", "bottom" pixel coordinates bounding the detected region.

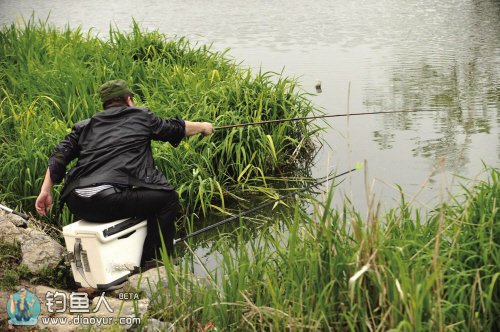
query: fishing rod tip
[{"left": 355, "top": 162, "right": 364, "bottom": 170}]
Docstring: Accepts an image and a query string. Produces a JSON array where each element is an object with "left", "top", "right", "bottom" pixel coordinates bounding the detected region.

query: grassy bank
[
  {"left": 0, "top": 16, "right": 319, "bottom": 226},
  {"left": 150, "top": 166, "right": 499, "bottom": 331}
]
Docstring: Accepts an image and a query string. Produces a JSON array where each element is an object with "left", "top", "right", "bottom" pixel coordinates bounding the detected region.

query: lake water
[{"left": 1, "top": 0, "right": 499, "bottom": 272}]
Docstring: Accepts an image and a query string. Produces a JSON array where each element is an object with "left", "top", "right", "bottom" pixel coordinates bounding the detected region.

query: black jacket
[{"left": 49, "top": 106, "right": 185, "bottom": 204}]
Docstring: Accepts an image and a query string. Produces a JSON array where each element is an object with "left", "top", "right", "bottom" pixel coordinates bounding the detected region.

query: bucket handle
[{"left": 74, "top": 239, "right": 92, "bottom": 287}]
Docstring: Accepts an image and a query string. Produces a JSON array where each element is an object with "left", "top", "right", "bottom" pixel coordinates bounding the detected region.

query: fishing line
[
  {"left": 173, "top": 166, "right": 359, "bottom": 245},
  {"left": 215, "top": 109, "right": 446, "bottom": 130}
]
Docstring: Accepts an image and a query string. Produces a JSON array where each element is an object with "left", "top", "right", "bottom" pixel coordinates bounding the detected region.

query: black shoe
[
  {"left": 140, "top": 259, "right": 162, "bottom": 271},
  {"left": 141, "top": 252, "right": 180, "bottom": 267}
]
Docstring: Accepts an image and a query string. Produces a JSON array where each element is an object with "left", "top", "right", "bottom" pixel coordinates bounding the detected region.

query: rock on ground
[
  {"left": 0, "top": 209, "right": 28, "bottom": 228},
  {"left": 127, "top": 267, "right": 171, "bottom": 299},
  {"left": 0, "top": 213, "right": 65, "bottom": 273},
  {"left": 0, "top": 217, "right": 27, "bottom": 244},
  {"left": 20, "top": 228, "right": 65, "bottom": 273},
  {"left": 146, "top": 318, "right": 173, "bottom": 331}
]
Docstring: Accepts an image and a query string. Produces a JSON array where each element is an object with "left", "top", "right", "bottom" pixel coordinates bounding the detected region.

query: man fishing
[{"left": 35, "top": 79, "right": 213, "bottom": 269}]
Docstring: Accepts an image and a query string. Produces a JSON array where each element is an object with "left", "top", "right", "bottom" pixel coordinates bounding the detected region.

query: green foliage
[
  {"left": 153, "top": 166, "right": 499, "bottom": 331},
  {"left": 0, "top": 241, "right": 26, "bottom": 290},
  {"left": 0, "top": 16, "right": 319, "bottom": 226}
]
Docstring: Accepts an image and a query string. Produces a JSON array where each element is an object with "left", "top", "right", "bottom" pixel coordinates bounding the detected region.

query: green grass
[
  {"left": 149, "top": 166, "right": 499, "bottom": 331},
  {"left": 0, "top": 241, "right": 27, "bottom": 290},
  {"left": 0, "top": 16, "right": 320, "bottom": 226}
]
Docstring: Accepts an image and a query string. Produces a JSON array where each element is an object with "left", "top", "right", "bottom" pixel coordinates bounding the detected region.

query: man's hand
[
  {"left": 35, "top": 190, "right": 52, "bottom": 216},
  {"left": 185, "top": 121, "right": 214, "bottom": 137},
  {"left": 36, "top": 168, "right": 54, "bottom": 216},
  {"left": 200, "top": 122, "right": 214, "bottom": 136}
]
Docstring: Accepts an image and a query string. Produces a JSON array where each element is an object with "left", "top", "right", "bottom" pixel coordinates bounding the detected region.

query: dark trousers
[{"left": 66, "top": 188, "right": 179, "bottom": 264}]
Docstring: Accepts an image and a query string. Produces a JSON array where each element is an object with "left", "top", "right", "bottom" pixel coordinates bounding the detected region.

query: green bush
[{"left": 0, "top": 16, "right": 320, "bottom": 226}]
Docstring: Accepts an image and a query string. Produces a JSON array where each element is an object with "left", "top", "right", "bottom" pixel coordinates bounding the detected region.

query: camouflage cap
[{"left": 98, "top": 79, "right": 133, "bottom": 103}]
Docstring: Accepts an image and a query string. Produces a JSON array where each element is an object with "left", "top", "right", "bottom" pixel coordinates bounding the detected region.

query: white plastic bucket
[{"left": 62, "top": 218, "right": 147, "bottom": 289}]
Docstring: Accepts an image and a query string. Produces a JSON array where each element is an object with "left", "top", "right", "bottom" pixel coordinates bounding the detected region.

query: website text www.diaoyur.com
[{"left": 40, "top": 314, "right": 141, "bottom": 327}]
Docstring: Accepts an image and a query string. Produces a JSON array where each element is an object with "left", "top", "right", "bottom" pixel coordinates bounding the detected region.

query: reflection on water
[
  {"left": 369, "top": 57, "right": 498, "bottom": 173},
  {"left": 351, "top": 0, "right": 499, "bottom": 176}
]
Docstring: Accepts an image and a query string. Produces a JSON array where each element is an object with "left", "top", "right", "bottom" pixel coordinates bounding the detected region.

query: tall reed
[
  {"left": 0, "top": 16, "right": 319, "bottom": 226},
  {"left": 151, "top": 166, "right": 499, "bottom": 331}
]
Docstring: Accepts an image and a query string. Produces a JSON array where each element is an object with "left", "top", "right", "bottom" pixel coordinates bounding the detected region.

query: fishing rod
[
  {"left": 0, "top": 203, "right": 29, "bottom": 220},
  {"left": 174, "top": 166, "right": 359, "bottom": 245},
  {"left": 215, "top": 109, "right": 445, "bottom": 130}
]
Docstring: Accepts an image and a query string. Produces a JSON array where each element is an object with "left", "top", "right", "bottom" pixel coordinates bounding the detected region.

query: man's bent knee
[{"left": 163, "top": 190, "right": 179, "bottom": 210}]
